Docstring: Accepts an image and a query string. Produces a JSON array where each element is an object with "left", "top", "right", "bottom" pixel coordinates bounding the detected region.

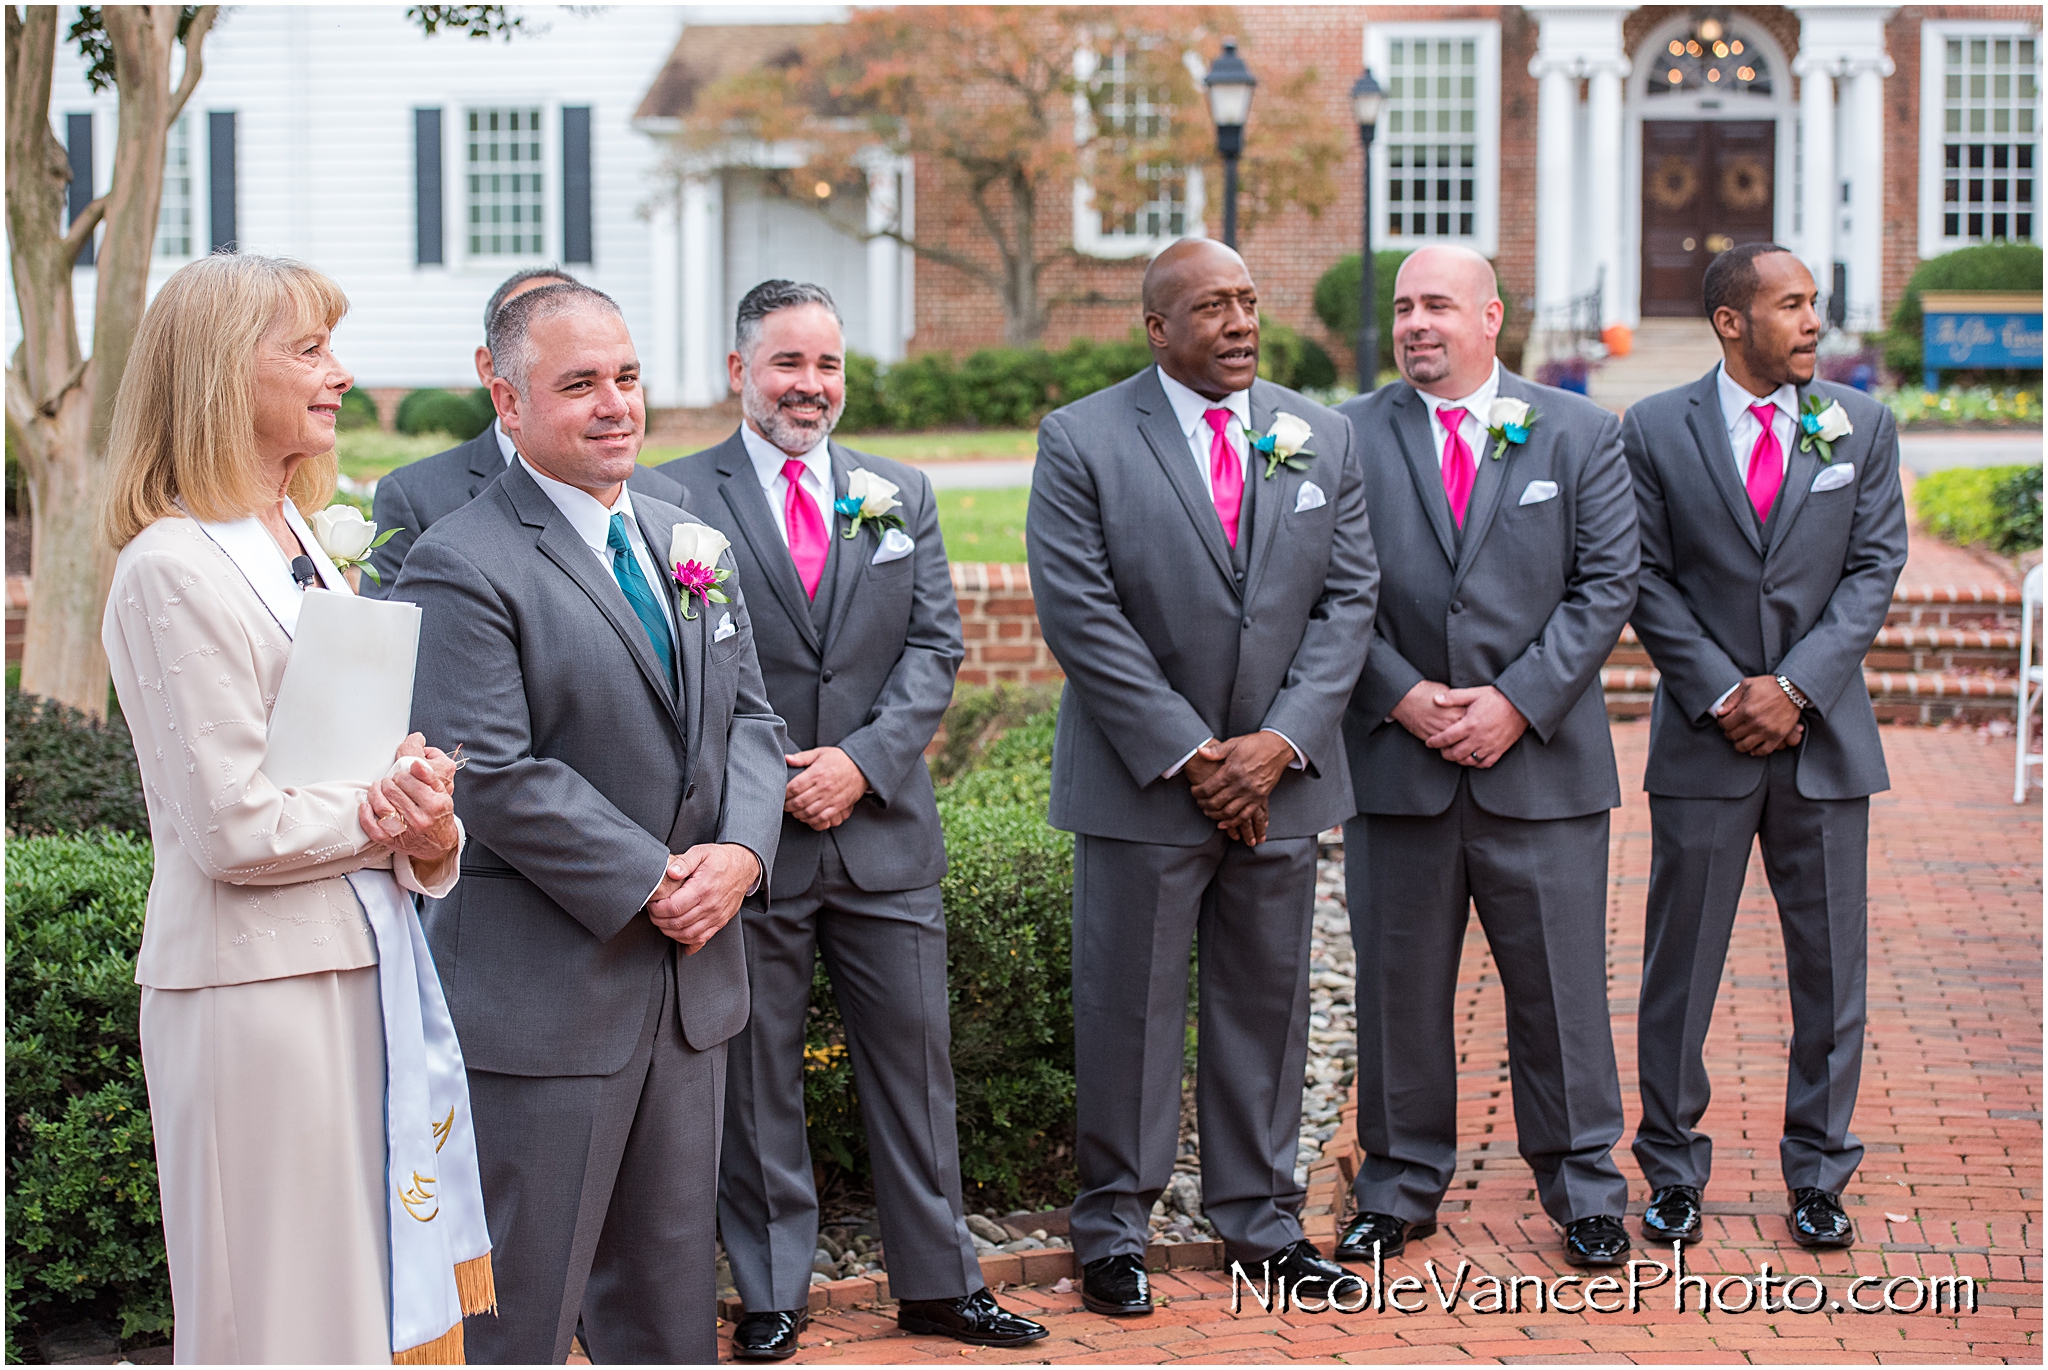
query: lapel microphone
[{"left": 290, "top": 555, "right": 321, "bottom": 590}]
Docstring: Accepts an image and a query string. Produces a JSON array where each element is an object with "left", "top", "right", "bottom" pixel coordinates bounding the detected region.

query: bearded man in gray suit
[
  {"left": 659, "top": 281, "right": 1046, "bottom": 1359},
  {"left": 1332, "top": 245, "right": 1640, "bottom": 1270},
  {"left": 1028, "top": 239, "right": 1379, "bottom": 1316},
  {"left": 364, "top": 267, "right": 680, "bottom": 595},
  {"left": 1623, "top": 244, "right": 1907, "bottom": 1252},
  {"left": 394, "top": 282, "right": 785, "bottom": 1363}
]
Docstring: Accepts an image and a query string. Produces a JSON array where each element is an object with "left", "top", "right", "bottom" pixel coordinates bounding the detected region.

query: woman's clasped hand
[{"left": 359, "top": 732, "right": 461, "bottom": 874}]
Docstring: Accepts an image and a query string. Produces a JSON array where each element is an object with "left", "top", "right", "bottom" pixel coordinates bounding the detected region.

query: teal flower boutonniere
[
  {"left": 835, "top": 468, "right": 907, "bottom": 539},
  {"left": 1247, "top": 411, "right": 1315, "bottom": 479},
  {"left": 1483, "top": 397, "right": 1537, "bottom": 460},
  {"left": 1797, "top": 393, "right": 1853, "bottom": 462}
]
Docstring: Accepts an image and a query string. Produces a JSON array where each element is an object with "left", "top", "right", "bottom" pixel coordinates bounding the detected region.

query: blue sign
[{"left": 1922, "top": 307, "right": 2043, "bottom": 389}]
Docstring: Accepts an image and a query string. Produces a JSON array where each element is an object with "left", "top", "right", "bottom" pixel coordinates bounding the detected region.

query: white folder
[{"left": 261, "top": 589, "right": 422, "bottom": 790}]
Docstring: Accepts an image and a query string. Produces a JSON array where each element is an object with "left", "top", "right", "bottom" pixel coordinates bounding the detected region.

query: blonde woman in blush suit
[{"left": 98, "top": 254, "right": 476, "bottom": 1363}]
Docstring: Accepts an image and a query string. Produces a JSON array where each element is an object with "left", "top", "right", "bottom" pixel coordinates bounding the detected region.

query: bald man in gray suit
[{"left": 1028, "top": 240, "right": 1379, "bottom": 1316}]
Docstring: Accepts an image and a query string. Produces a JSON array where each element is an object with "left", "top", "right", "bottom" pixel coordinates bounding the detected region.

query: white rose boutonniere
[
  {"left": 668, "top": 522, "right": 733, "bottom": 620},
  {"left": 1799, "top": 395, "right": 1853, "bottom": 461},
  {"left": 1247, "top": 411, "right": 1316, "bottom": 479},
  {"left": 835, "top": 469, "right": 906, "bottom": 540},
  {"left": 311, "top": 503, "right": 400, "bottom": 585},
  {"left": 1483, "top": 397, "right": 1536, "bottom": 460}
]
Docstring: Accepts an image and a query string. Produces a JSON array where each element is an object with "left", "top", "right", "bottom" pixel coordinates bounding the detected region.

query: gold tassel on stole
[
  {"left": 390, "top": 1257, "right": 496, "bottom": 1364},
  {"left": 392, "top": 1323, "right": 462, "bottom": 1365}
]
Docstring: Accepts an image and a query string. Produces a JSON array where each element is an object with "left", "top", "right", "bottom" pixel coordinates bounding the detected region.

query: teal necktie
[{"left": 607, "top": 513, "right": 675, "bottom": 680}]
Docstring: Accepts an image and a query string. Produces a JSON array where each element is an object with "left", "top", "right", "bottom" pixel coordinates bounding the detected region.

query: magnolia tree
[
  {"left": 674, "top": 6, "right": 1343, "bottom": 346},
  {"left": 4, "top": 4, "right": 519, "bottom": 719}
]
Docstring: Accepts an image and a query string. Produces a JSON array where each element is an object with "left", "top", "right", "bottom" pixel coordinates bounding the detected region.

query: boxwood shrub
[
  {"left": 1913, "top": 464, "right": 2045, "bottom": 554},
  {"left": 1883, "top": 243, "right": 2044, "bottom": 381},
  {"left": 394, "top": 387, "right": 493, "bottom": 441},
  {"left": 5, "top": 690, "right": 147, "bottom": 839}
]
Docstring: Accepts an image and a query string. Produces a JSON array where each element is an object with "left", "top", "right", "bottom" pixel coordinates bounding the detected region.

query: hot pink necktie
[
  {"left": 1745, "top": 402, "right": 1784, "bottom": 523},
  {"left": 1438, "top": 406, "right": 1476, "bottom": 527},
  {"left": 782, "top": 458, "right": 828, "bottom": 599},
  {"left": 1203, "top": 409, "right": 1243, "bottom": 548}
]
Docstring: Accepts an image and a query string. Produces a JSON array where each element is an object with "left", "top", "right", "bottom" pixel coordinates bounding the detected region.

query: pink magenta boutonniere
[{"left": 668, "top": 524, "right": 733, "bottom": 621}]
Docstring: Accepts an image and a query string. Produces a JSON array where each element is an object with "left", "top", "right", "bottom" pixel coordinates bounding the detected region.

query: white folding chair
[{"left": 2016, "top": 563, "right": 2043, "bottom": 804}]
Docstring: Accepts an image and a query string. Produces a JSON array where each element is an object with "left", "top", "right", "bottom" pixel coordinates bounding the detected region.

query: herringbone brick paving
[{"left": 745, "top": 721, "right": 2040, "bottom": 1364}]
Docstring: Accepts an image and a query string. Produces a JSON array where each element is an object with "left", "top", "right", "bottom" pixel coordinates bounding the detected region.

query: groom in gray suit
[
  {"left": 1028, "top": 239, "right": 1379, "bottom": 1315},
  {"left": 660, "top": 281, "right": 1045, "bottom": 1358},
  {"left": 1333, "top": 246, "right": 1639, "bottom": 1269},
  {"left": 1623, "top": 244, "right": 1906, "bottom": 1251},
  {"left": 395, "top": 282, "right": 785, "bottom": 1363},
  {"left": 364, "top": 267, "right": 680, "bottom": 595}
]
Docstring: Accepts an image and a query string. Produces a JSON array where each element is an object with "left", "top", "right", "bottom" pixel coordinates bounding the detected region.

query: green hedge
[
  {"left": 1913, "top": 464, "right": 2044, "bottom": 554},
  {"left": 802, "top": 705, "right": 1075, "bottom": 1207},
  {"left": 6, "top": 833, "right": 167, "bottom": 1359},
  {"left": 5, "top": 690, "right": 147, "bottom": 839},
  {"left": 394, "top": 387, "right": 494, "bottom": 441},
  {"left": 337, "top": 388, "right": 381, "bottom": 431},
  {"left": 1882, "top": 243, "right": 2044, "bottom": 380}
]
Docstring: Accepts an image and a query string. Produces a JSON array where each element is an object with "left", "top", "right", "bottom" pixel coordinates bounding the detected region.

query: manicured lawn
[
  {"left": 935, "top": 487, "right": 1029, "bottom": 564},
  {"left": 639, "top": 429, "right": 1037, "bottom": 468}
]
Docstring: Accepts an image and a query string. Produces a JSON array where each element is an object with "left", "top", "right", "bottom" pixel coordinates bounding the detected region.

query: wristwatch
[{"left": 1775, "top": 674, "right": 1812, "bottom": 711}]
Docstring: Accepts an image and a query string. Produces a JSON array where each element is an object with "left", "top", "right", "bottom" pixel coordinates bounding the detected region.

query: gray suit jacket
[
  {"left": 365, "top": 425, "right": 682, "bottom": 597},
  {"left": 392, "top": 461, "right": 786, "bottom": 1077},
  {"left": 1027, "top": 370, "right": 1380, "bottom": 845},
  {"left": 1337, "top": 371, "right": 1640, "bottom": 821},
  {"left": 1622, "top": 370, "right": 1907, "bottom": 800},
  {"left": 658, "top": 434, "right": 963, "bottom": 895}
]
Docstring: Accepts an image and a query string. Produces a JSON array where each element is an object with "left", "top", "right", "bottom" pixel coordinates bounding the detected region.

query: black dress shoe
[
  {"left": 1334, "top": 1212, "right": 1437, "bottom": 1262},
  {"left": 1081, "top": 1252, "right": 1152, "bottom": 1317},
  {"left": 731, "top": 1309, "right": 807, "bottom": 1361},
  {"left": 1250, "top": 1239, "right": 1349, "bottom": 1296},
  {"left": 1641, "top": 1185, "right": 1704, "bottom": 1245},
  {"left": 897, "top": 1288, "right": 1048, "bottom": 1347},
  {"left": 1788, "top": 1188, "right": 1855, "bottom": 1248},
  {"left": 1562, "top": 1214, "right": 1632, "bottom": 1267}
]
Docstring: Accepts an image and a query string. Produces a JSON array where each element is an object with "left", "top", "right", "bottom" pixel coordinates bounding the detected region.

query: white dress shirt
[
  {"left": 1715, "top": 362, "right": 1796, "bottom": 480},
  {"left": 494, "top": 419, "right": 517, "bottom": 466},
  {"left": 1417, "top": 360, "right": 1501, "bottom": 467},
  {"left": 1149, "top": 366, "right": 1302, "bottom": 779},
  {"left": 739, "top": 422, "right": 833, "bottom": 546},
  {"left": 518, "top": 456, "right": 676, "bottom": 640},
  {"left": 1156, "top": 365, "right": 1251, "bottom": 495}
]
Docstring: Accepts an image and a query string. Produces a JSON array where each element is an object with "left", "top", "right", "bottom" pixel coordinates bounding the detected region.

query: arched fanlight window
[{"left": 1647, "top": 15, "right": 1772, "bottom": 97}]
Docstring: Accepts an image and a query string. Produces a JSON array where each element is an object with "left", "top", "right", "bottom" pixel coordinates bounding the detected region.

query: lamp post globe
[
  {"left": 1350, "top": 69, "right": 1384, "bottom": 392},
  {"left": 1204, "top": 39, "right": 1257, "bottom": 249}
]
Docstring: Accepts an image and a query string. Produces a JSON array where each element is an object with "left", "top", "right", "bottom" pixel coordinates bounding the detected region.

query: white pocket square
[
  {"left": 1293, "top": 481, "right": 1327, "bottom": 513},
  {"left": 1518, "top": 479, "right": 1560, "bottom": 506},
  {"left": 1810, "top": 462, "right": 1856, "bottom": 493},
  {"left": 713, "top": 611, "right": 737, "bottom": 643},
  {"left": 870, "top": 527, "right": 915, "bottom": 565}
]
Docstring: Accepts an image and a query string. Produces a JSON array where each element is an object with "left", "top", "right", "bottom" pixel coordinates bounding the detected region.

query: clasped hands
[
  {"left": 784, "top": 746, "right": 870, "bottom": 831},
  {"left": 360, "top": 733, "right": 461, "bottom": 885},
  {"left": 1392, "top": 680, "right": 1530, "bottom": 768},
  {"left": 1182, "top": 731, "right": 1296, "bottom": 847},
  {"left": 1713, "top": 676, "right": 1806, "bottom": 756},
  {"left": 646, "top": 844, "right": 761, "bottom": 953}
]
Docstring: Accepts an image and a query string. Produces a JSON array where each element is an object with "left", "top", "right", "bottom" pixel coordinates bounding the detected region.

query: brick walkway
[{"left": 753, "top": 722, "right": 2040, "bottom": 1364}]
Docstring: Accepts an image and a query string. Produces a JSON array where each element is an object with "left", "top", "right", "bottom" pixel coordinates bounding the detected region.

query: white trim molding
[
  {"left": 1367, "top": 18, "right": 1502, "bottom": 258},
  {"left": 1917, "top": 17, "right": 2042, "bottom": 260}
]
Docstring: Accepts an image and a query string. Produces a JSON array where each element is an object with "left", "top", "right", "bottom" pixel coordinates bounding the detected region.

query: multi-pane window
[
  {"left": 1941, "top": 34, "right": 2037, "bottom": 243},
  {"left": 155, "top": 115, "right": 193, "bottom": 259},
  {"left": 1092, "top": 49, "right": 1187, "bottom": 241},
  {"left": 1384, "top": 38, "right": 1478, "bottom": 240},
  {"left": 466, "top": 107, "right": 545, "bottom": 257}
]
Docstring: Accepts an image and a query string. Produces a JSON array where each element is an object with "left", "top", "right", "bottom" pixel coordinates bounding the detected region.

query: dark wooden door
[{"left": 1640, "top": 120, "right": 1776, "bottom": 316}]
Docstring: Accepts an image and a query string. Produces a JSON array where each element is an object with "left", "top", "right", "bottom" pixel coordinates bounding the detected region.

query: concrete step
[{"left": 1587, "top": 318, "right": 1724, "bottom": 413}]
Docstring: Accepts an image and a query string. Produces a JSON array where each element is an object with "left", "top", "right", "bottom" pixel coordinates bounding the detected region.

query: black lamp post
[
  {"left": 1204, "top": 39, "right": 1256, "bottom": 249},
  {"left": 1350, "top": 68, "right": 1384, "bottom": 391}
]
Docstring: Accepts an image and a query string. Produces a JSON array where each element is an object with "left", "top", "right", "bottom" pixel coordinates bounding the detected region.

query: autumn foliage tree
[{"left": 675, "top": 7, "right": 1344, "bottom": 346}]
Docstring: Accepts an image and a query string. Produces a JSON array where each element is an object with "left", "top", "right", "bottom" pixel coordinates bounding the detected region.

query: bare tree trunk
[
  {"left": 1002, "top": 170, "right": 1047, "bottom": 347},
  {"left": 5, "top": 5, "right": 213, "bottom": 718}
]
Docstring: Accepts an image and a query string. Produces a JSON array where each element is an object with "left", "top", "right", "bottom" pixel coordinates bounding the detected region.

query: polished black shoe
[
  {"left": 897, "top": 1287, "right": 1048, "bottom": 1347},
  {"left": 1641, "top": 1185, "right": 1704, "bottom": 1245},
  {"left": 1080, "top": 1252, "right": 1153, "bottom": 1317},
  {"left": 1788, "top": 1188, "right": 1855, "bottom": 1248},
  {"left": 731, "top": 1309, "right": 807, "bottom": 1362},
  {"left": 1562, "top": 1214, "right": 1632, "bottom": 1267},
  {"left": 1334, "top": 1212, "right": 1437, "bottom": 1262},
  {"left": 1251, "top": 1239, "right": 1349, "bottom": 1296}
]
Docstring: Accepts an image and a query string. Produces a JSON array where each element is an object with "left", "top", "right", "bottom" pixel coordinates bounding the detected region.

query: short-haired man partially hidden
[
  {"left": 1622, "top": 244, "right": 1906, "bottom": 1251},
  {"left": 661, "top": 281, "right": 1046, "bottom": 1359}
]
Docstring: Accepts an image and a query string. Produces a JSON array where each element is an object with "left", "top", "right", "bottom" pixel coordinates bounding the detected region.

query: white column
[
  {"left": 1845, "top": 60, "right": 1890, "bottom": 329},
  {"left": 1532, "top": 62, "right": 1579, "bottom": 329},
  {"left": 1586, "top": 60, "right": 1627, "bottom": 327},
  {"left": 679, "top": 174, "right": 725, "bottom": 408},
  {"left": 1796, "top": 58, "right": 1838, "bottom": 292},
  {"left": 865, "top": 161, "right": 903, "bottom": 363},
  {"left": 647, "top": 190, "right": 681, "bottom": 409}
]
